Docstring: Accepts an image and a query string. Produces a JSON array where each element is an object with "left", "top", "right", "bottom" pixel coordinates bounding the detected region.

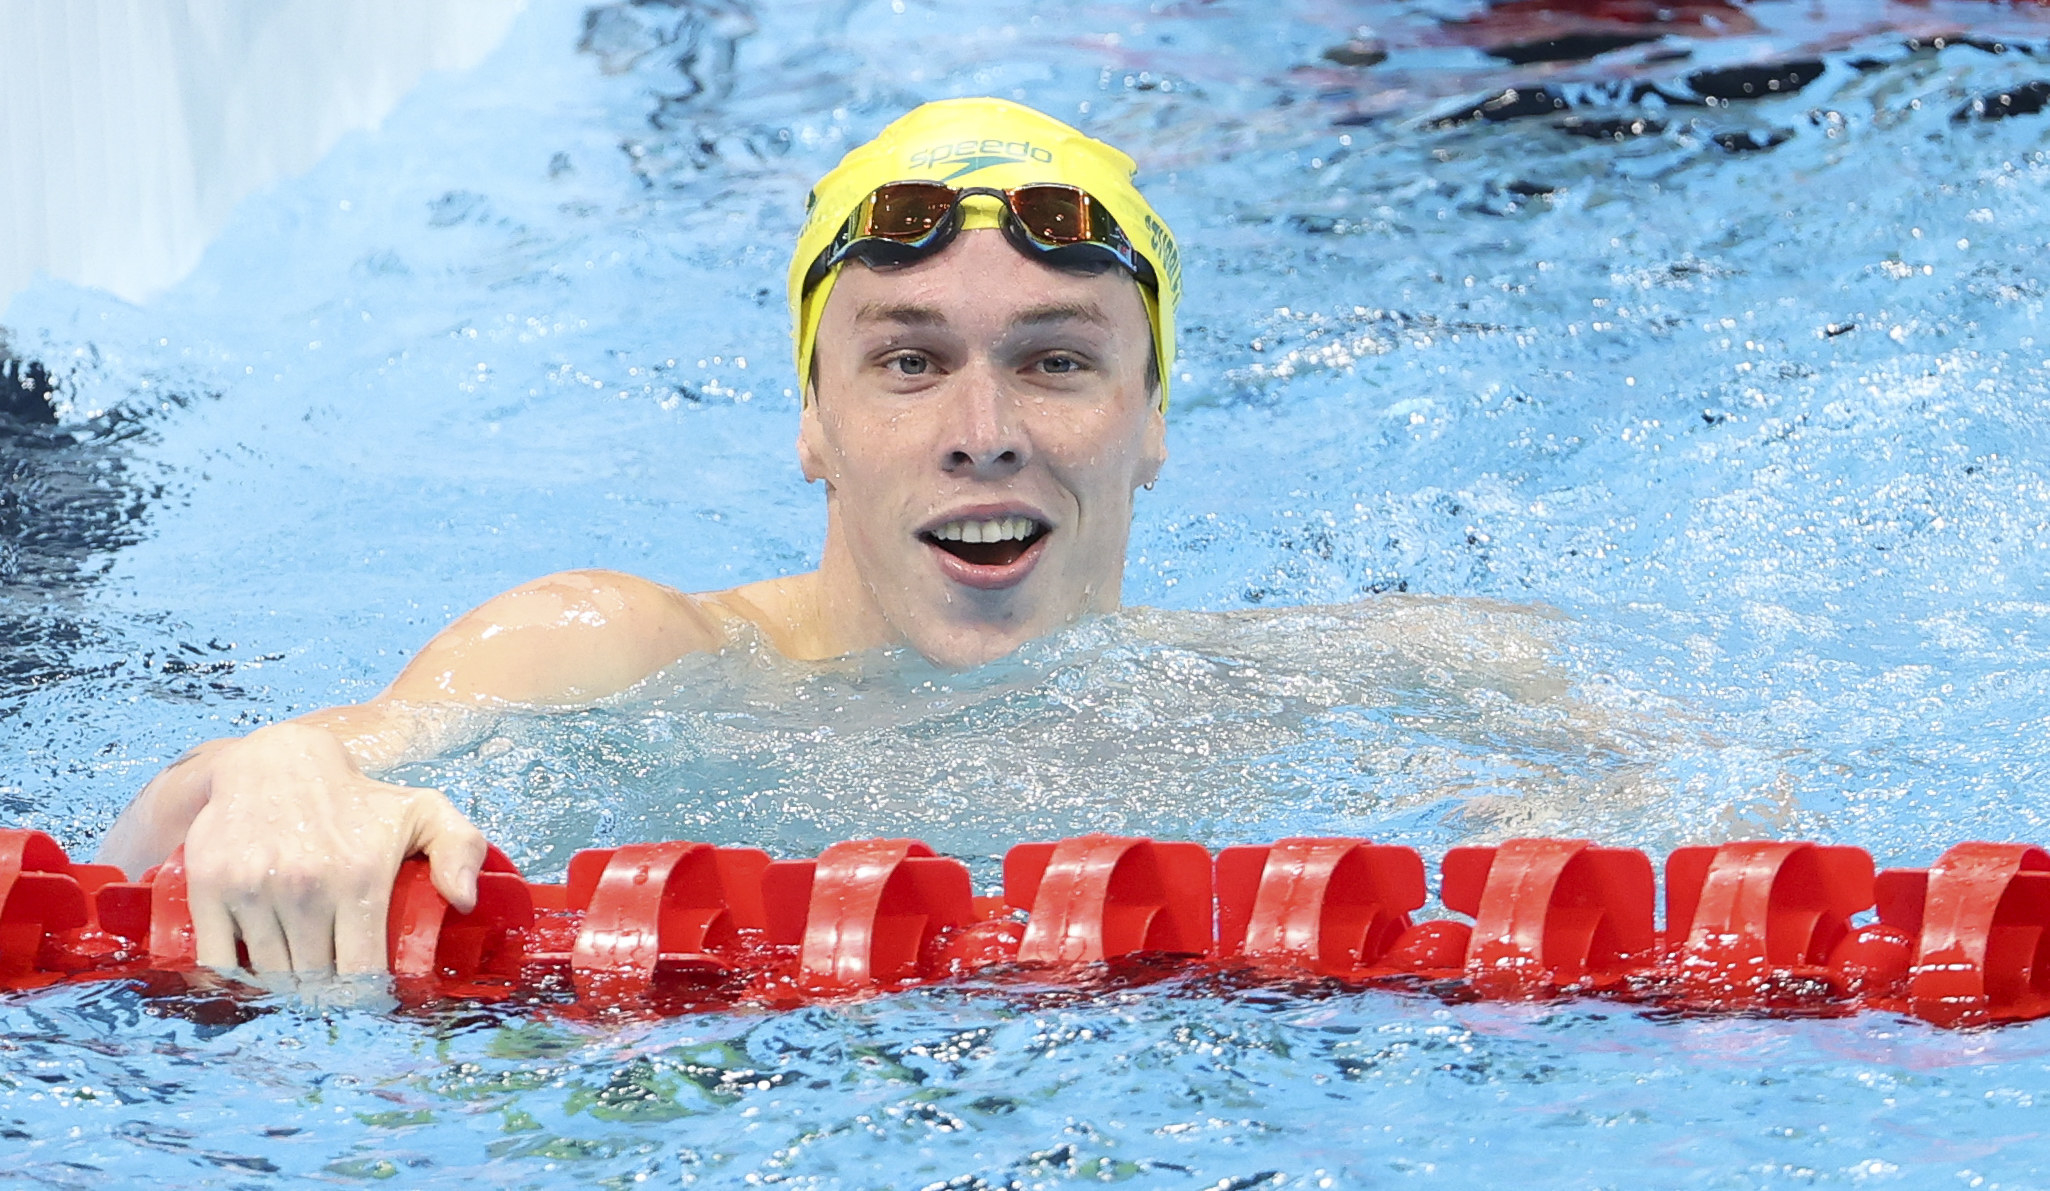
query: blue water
[{"left": 9, "top": 0, "right": 2050, "bottom": 1184}]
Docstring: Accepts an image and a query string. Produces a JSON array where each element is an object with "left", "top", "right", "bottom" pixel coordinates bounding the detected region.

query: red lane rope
[{"left": 2, "top": 828, "right": 2043, "bottom": 1027}]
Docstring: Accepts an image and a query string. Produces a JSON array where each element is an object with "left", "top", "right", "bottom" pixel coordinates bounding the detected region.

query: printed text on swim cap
[{"left": 907, "top": 140, "right": 1055, "bottom": 172}]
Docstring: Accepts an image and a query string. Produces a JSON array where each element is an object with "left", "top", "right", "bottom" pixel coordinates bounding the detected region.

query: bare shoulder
[
  {"left": 699, "top": 572, "right": 843, "bottom": 661},
  {"left": 1339, "top": 591, "right": 1563, "bottom": 652},
  {"left": 385, "top": 569, "right": 735, "bottom": 706}
]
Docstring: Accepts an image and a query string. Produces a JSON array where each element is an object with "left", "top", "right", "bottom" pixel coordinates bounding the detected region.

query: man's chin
[
  {"left": 908, "top": 630, "right": 1034, "bottom": 670},
  {"left": 881, "top": 539, "right": 1112, "bottom": 668},
  {"left": 895, "top": 607, "right": 1048, "bottom": 671}
]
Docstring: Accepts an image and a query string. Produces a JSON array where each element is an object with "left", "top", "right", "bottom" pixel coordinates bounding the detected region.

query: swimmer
[{"left": 97, "top": 98, "right": 1183, "bottom": 974}]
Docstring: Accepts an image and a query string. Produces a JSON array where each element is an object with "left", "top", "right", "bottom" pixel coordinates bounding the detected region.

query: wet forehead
[{"left": 848, "top": 299, "right": 1119, "bottom": 332}]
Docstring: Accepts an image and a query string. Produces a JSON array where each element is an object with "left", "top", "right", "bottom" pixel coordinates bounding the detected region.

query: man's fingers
[
  {"left": 234, "top": 905, "right": 294, "bottom": 974},
  {"left": 156, "top": 723, "right": 492, "bottom": 982},
  {"left": 417, "top": 796, "right": 488, "bottom": 915},
  {"left": 189, "top": 886, "right": 244, "bottom": 972},
  {"left": 277, "top": 900, "right": 338, "bottom": 974},
  {"left": 333, "top": 881, "right": 394, "bottom": 975}
]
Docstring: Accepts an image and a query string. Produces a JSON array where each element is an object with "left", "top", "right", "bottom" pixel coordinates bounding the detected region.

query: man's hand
[
  {"left": 178, "top": 722, "right": 487, "bottom": 974},
  {"left": 97, "top": 570, "right": 725, "bottom": 976}
]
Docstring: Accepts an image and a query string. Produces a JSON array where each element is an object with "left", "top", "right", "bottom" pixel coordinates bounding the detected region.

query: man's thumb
[{"left": 419, "top": 802, "right": 487, "bottom": 914}]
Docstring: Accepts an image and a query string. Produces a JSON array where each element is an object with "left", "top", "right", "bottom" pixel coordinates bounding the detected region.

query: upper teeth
[{"left": 931, "top": 516, "right": 1039, "bottom": 544}]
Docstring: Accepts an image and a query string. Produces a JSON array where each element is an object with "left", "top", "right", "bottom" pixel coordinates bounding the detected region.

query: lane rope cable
[{"left": 1, "top": 829, "right": 2041, "bottom": 1027}]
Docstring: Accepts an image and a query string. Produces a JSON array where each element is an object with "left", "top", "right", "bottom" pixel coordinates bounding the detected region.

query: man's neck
[{"left": 713, "top": 562, "right": 900, "bottom": 662}]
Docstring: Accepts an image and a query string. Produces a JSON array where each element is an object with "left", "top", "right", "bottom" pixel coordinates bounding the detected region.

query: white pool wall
[{"left": 0, "top": 0, "right": 525, "bottom": 308}]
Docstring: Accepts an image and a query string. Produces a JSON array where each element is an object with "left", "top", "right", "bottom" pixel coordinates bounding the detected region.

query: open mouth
[{"left": 921, "top": 515, "right": 1050, "bottom": 568}]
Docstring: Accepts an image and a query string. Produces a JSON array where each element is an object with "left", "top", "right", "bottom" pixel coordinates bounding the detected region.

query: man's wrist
[{"left": 299, "top": 701, "right": 493, "bottom": 778}]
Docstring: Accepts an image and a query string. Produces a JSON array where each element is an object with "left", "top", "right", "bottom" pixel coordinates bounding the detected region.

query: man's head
[
  {"left": 790, "top": 98, "right": 1181, "bottom": 409},
  {"left": 787, "top": 100, "right": 1179, "bottom": 667}
]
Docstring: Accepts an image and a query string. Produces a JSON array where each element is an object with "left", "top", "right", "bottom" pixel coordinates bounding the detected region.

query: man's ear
[
  {"left": 1135, "top": 405, "right": 1167, "bottom": 490},
  {"left": 797, "top": 393, "right": 832, "bottom": 485}
]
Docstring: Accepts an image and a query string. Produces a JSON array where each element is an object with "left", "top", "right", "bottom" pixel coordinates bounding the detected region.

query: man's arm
[{"left": 97, "top": 569, "right": 731, "bottom": 974}]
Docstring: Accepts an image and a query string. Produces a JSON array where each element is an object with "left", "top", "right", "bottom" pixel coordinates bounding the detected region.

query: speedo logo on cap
[
  {"left": 1142, "top": 211, "right": 1183, "bottom": 298},
  {"left": 907, "top": 138, "right": 1054, "bottom": 182}
]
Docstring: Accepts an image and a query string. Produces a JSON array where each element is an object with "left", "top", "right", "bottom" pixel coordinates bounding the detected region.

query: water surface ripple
[{"left": 7, "top": 0, "right": 2050, "bottom": 1185}]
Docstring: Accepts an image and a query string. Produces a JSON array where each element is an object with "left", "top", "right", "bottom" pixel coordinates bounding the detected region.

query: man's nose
[{"left": 938, "top": 367, "right": 1028, "bottom": 478}]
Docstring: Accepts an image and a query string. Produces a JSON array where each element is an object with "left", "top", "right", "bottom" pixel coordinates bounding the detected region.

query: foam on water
[
  {"left": 7, "top": 0, "right": 2050, "bottom": 1184},
  {"left": 402, "top": 600, "right": 1646, "bottom": 877}
]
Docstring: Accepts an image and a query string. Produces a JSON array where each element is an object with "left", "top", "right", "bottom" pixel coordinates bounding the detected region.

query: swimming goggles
[{"left": 800, "top": 181, "right": 1160, "bottom": 294}]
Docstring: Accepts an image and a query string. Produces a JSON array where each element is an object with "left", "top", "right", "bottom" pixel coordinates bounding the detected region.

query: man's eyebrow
[
  {"left": 1011, "top": 302, "right": 1113, "bottom": 330},
  {"left": 849, "top": 302, "right": 1115, "bottom": 331},
  {"left": 851, "top": 303, "right": 948, "bottom": 327}
]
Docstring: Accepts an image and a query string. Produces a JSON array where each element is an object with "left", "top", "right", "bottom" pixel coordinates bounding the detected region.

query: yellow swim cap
[{"left": 789, "top": 98, "right": 1181, "bottom": 409}]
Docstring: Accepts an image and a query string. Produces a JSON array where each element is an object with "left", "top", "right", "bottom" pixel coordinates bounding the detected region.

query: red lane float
[
  {"left": 1441, "top": 838, "right": 1657, "bottom": 998},
  {"left": 387, "top": 847, "right": 532, "bottom": 995},
  {"left": 1663, "top": 841, "right": 1876, "bottom": 1006},
  {"left": 764, "top": 838, "right": 976, "bottom": 993},
  {"left": 7, "top": 826, "right": 2050, "bottom": 1027},
  {"left": 559, "top": 840, "right": 770, "bottom": 997},
  {"left": 0, "top": 830, "right": 123, "bottom": 984},
  {"left": 1875, "top": 843, "right": 2050, "bottom": 1027},
  {"left": 1215, "top": 837, "right": 1427, "bottom": 977},
  {"left": 1006, "top": 834, "right": 1212, "bottom": 966}
]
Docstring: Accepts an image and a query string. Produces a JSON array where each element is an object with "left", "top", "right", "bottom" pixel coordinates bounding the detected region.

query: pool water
[{"left": 8, "top": 0, "right": 2050, "bottom": 1184}]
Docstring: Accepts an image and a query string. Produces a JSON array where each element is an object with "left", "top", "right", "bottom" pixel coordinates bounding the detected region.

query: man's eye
[
  {"left": 887, "top": 353, "right": 930, "bottom": 376},
  {"left": 1038, "top": 355, "right": 1082, "bottom": 374}
]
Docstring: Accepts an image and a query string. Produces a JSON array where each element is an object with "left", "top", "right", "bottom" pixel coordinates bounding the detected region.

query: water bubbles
[{"left": 8, "top": 1, "right": 2050, "bottom": 1184}]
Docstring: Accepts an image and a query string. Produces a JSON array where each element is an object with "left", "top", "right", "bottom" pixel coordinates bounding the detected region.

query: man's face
[{"left": 800, "top": 227, "right": 1167, "bottom": 668}]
